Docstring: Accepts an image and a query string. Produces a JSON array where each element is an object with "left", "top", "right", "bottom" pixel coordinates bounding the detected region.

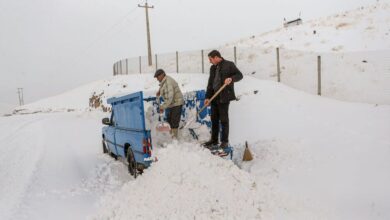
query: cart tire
[{"left": 127, "top": 148, "right": 137, "bottom": 178}]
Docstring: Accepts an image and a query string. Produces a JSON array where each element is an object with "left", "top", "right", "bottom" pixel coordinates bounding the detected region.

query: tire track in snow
[
  {"left": 0, "top": 114, "right": 47, "bottom": 220},
  {"left": 11, "top": 112, "right": 131, "bottom": 220}
]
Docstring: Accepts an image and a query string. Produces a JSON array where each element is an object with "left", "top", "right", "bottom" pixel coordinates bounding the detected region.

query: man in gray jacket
[{"left": 155, "top": 69, "right": 184, "bottom": 138}]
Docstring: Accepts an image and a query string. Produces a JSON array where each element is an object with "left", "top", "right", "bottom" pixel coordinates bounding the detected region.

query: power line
[
  {"left": 79, "top": 6, "right": 139, "bottom": 57},
  {"left": 60, "top": 6, "right": 142, "bottom": 78}
]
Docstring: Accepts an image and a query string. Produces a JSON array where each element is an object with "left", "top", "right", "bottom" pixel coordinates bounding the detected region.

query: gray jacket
[{"left": 159, "top": 75, "right": 184, "bottom": 110}]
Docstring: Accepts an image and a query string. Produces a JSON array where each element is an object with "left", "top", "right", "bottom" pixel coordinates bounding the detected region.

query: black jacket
[{"left": 206, "top": 58, "right": 243, "bottom": 103}]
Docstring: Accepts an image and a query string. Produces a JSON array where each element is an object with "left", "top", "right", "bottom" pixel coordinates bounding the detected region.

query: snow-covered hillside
[
  {"left": 228, "top": 2, "right": 390, "bottom": 52},
  {"left": 14, "top": 74, "right": 209, "bottom": 114},
  {"left": 2, "top": 74, "right": 390, "bottom": 220},
  {"left": 114, "top": 2, "right": 390, "bottom": 105},
  {"left": 230, "top": 1, "right": 390, "bottom": 105}
]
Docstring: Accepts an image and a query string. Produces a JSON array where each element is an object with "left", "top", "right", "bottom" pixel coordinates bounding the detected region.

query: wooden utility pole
[{"left": 138, "top": 1, "right": 154, "bottom": 66}]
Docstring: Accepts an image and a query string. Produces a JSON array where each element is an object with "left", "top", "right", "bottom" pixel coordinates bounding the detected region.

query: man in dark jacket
[{"left": 203, "top": 50, "right": 243, "bottom": 148}]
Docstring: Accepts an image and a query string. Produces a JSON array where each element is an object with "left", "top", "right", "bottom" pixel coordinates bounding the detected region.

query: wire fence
[{"left": 112, "top": 46, "right": 390, "bottom": 105}]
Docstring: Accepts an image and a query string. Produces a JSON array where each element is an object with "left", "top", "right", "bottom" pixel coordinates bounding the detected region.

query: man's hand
[
  {"left": 159, "top": 108, "right": 164, "bottom": 114},
  {"left": 204, "top": 99, "right": 210, "bottom": 106},
  {"left": 156, "top": 91, "right": 160, "bottom": 97},
  {"left": 224, "top": 78, "right": 233, "bottom": 85}
]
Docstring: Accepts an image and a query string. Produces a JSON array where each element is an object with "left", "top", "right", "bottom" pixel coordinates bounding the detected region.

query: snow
[
  {"left": 93, "top": 142, "right": 263, "bottom": 220},
  {"left": 14, "top": 74, "right": 208, "bottom": 114},
  {"left": 91, "top": 77, "right": 390, "bottom": 220},
  {"left": 0, "top": 112, "right": 132, "bottom": 220},
  {"left": 228, "top": 2, "right": 390, "bottom": 52},
  {"left": 1, "top": 2, "right": 390, "bottom": 220},
  {"left": 3, "top": 72, "right": 389, "bottom": 219},
  {"left": 0, "top": 102, "right": 15, "bottom": 116},
  {"left": 118, "top": 1, "right": 390, "bottom": 105}
]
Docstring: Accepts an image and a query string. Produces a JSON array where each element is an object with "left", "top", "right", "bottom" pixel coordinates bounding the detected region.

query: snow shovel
[
  {"left": 182, "top": 83, "right": 228, "bottom": 129},
  {"left": 156, "top": 96, "right": 171, "bottom": 132}
]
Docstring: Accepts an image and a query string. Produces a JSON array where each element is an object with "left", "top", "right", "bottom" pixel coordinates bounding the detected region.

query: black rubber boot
[
  {"left": 219, "top": 142, "right": 229, "bottom": 149},
  {"left": 202, "top": 140, "right": 219, "bottom": 149}
]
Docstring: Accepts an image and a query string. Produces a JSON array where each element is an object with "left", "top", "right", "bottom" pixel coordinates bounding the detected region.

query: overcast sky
[{"left": 0, "top": 0, "right": 380, "bottom": 105}]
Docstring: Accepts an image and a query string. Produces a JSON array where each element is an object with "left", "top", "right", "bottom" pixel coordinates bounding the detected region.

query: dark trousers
[
  {"left": 210, "top": 102, "right": 230, "bottom": 143},
  {"left": 167, "top": 105, "right": 182, "bottom": 129}
]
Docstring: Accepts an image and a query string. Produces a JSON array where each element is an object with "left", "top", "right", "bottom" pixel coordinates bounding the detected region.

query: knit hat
[{"left": 154, "top": 69, "right": 165, "bottom": 78}]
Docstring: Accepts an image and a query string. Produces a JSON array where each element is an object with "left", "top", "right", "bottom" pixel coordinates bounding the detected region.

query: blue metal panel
[
  {"left": 144, "top": 90, "right": 212, "bottom": 129},
  {"left": 195, "top": 90, "right": 208, "bottom": 121},
  {"left": 114, "top": 128, "right": 144, "bottom": 158},
  {"left": 111, "top": 91, "right": 145, "bottom": 131}
]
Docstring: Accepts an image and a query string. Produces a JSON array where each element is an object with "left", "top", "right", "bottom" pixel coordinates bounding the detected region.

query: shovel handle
[
  {"left": 157, "top": 95, "right": 163, "bottom": 121},
  {"left": 197, "top": 83, "right": 228, "bottom": 116}
]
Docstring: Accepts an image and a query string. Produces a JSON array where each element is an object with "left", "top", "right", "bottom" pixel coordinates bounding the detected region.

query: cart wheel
[{"left": 127, "top": 148, "right": 137, "bottom": 178}]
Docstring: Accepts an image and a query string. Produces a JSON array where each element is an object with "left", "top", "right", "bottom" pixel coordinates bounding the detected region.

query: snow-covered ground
[
  {"left": 2, "top": 73, "right": 390, "bottom": 219},
  {"left": 0, "top": 111, "right": 132, "bottom": 220},
  {"left": 2, "top": 2, "right": 390, "bottom": 219}
]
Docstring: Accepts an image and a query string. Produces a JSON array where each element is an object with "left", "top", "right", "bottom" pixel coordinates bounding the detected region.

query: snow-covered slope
[
  {"left": 114, "top": 2, "right": 390, "bottom": 105},
  {"left": 14, "top": 74, "right": 208, "bottom": 114},
  {"left": 228, "top": 2, "right": 390, "bottom": 52},
  {"left": 4, "top": 74, "right": 389, "bottom": 219}
]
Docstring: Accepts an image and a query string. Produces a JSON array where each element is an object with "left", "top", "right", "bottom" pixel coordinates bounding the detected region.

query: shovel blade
[{"left": 156, "top": 122, "right": 171, "bottom": 132}]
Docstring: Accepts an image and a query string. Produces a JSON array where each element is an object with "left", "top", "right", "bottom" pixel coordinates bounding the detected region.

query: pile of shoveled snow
[{"left": 92, "top": 142, "right": 264, "bottom": 220}]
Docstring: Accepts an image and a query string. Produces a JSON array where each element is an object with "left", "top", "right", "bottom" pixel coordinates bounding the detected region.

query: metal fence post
[
  {"left": 318, "top": 55, "right": 322, "bottom": 96},
  {"left": 277, "top": 47, "right": 281, "bottom": 82},
  {"left": 126, "top": 59, "right": 128, "bottom": 75},
  {"left": 176, "top": 51, "right": 179, "bottom": 73},
  {"left": 139, "top": 56, "right": 142, "bottom": 74},
  {"left": 201, "top": 50, "right": 204, "bottom": 73},
  {"left": 155, "top": 54, "right": 158, "bottom": 71},
  {"left": 234, "top": 46, "right": 237, "bottom": 64},
  {"left": 119, "top": 60, "right": 123, "bottom": 75}
]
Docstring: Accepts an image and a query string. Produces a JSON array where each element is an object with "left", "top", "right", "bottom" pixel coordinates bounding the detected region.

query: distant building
[{"left": 283, "top": 18, "right": 303, "bottom": 28}]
